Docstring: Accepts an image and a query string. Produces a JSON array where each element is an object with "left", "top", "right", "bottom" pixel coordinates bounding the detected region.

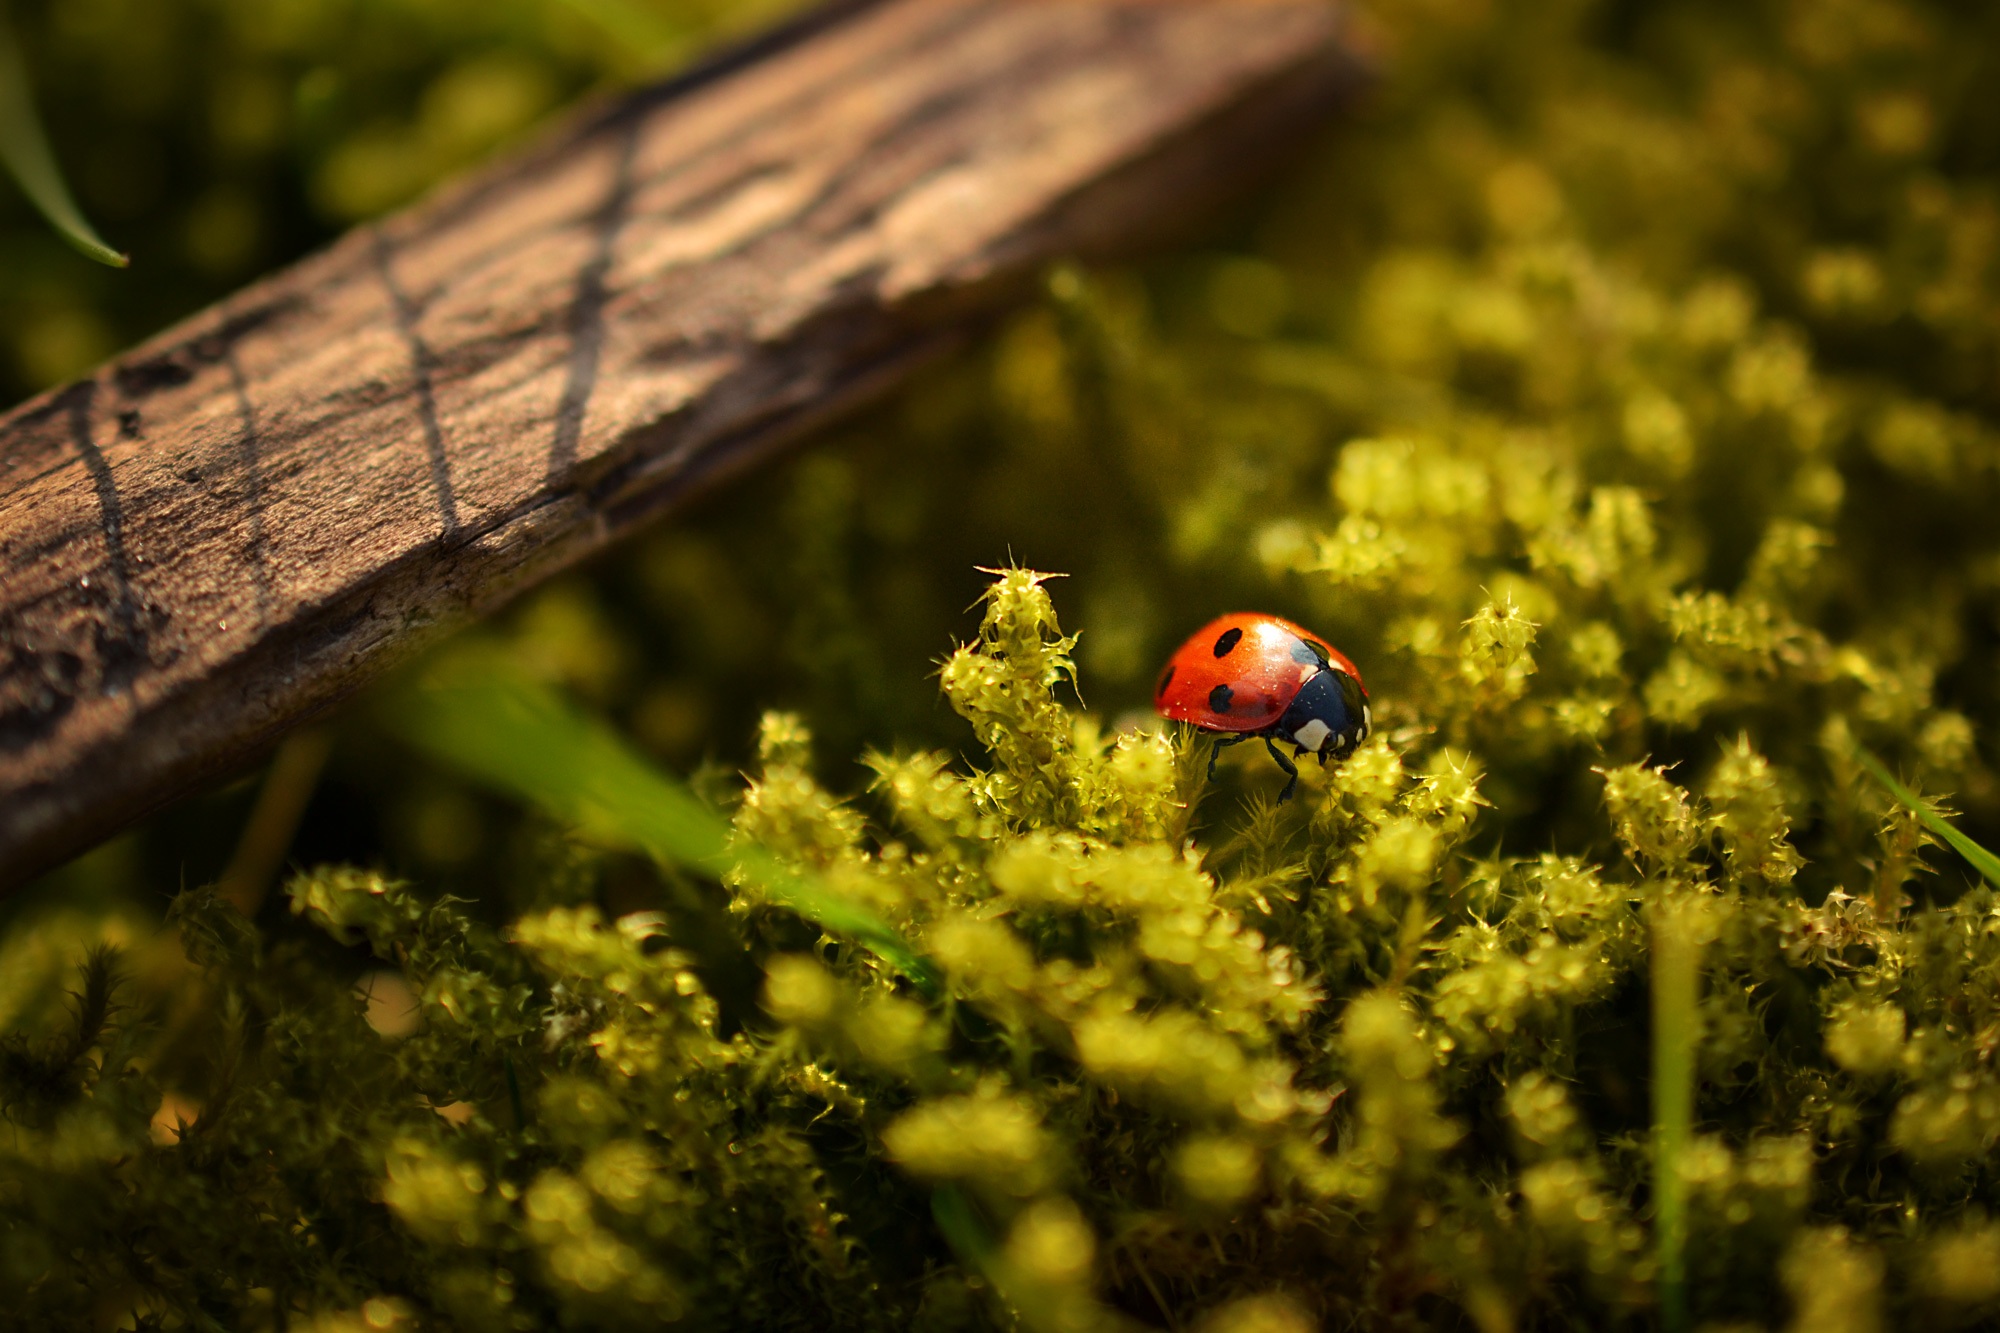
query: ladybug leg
[
  {"left": 1264, "top": 736, "right": 1300, "bottom": 803},
  {"left": 1206, "top": 733, "right": 1251, "bottom": 782}
]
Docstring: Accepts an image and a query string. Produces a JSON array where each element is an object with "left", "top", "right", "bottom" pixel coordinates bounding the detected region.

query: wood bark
[{"left": 0, "top": 0, "right": 1359, "bottom": 885}]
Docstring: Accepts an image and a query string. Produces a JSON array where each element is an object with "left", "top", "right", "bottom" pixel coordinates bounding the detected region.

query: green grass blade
[
  {"left": 1856, "top": 747, "right": 2000, "bottom": 889},
  {"left": 386, "top": 653, "right": 938, "bottom": 993},
  {"left": 0, "top": 8, "right": 127, "bottom": 268},
  {"left": 930, "top": 1186, "right": 999, "bottom": 1272},
  {"left": 1650, "top": 895, "right": 1707, "bottom": 1333}
]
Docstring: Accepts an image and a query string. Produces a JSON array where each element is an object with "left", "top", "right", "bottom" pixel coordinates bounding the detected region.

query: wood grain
[{"left": 0, "top": 0, "right": 1359, "bottom": 886}]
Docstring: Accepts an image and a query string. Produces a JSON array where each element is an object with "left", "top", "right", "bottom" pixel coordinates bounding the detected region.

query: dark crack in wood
[{"left": 372, "top": 228, "right": 462, "bottom": 538}]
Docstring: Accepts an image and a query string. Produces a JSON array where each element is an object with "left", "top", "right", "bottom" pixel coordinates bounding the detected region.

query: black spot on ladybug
[
  {"left": 1156, "top": 663, "right": 1176, "bottom": 696},
  {"left": 1208, "top": 684, "right": 1233, "bottom": 714},
  {"left": 1213, "top": 627, "right": 1243, "bottom": 658}
]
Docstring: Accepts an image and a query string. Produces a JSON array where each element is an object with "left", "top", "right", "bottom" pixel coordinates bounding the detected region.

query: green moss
[{"left": 10, "top": 0, "right": 2000, "bottom": 1327}]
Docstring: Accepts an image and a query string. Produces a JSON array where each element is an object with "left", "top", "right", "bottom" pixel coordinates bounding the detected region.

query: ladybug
[{"left": 1153, "top": 613, "right": 1371, "bottom": 801}]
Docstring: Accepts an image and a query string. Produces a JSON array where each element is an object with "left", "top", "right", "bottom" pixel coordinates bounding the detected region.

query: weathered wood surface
[{"left": 0, "top": 0, "right": 1358, "bottom": 885}]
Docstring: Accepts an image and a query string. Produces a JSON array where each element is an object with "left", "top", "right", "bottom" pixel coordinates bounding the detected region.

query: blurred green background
[{"left": 1, "top": 0, "right": 788, "bottom": 397}]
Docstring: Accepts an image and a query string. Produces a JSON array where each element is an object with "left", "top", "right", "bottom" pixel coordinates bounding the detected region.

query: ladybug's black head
[{"left": 1272, "top": 667, "right": 1369, "bottom": 757}]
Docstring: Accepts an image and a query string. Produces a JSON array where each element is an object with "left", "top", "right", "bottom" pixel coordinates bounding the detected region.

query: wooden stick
[{"left": 0, "top": 0, "right": 1359, "bottom": 886}]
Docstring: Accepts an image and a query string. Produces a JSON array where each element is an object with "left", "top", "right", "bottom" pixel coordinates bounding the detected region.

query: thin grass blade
[
  {"left": 0, "top": 7, "right": 127, "bottom": 268},
  {"left": 1650, "top": 893, "right": 1708, "bottom": 1333},
  {"left": 386, "top": 652, "right": 937, "bottom": 992},
  {"left": 1856, "top": 747, "right": 2000, "bottom": 889}
]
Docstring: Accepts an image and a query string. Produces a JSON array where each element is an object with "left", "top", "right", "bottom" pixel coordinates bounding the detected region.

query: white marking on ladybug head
[
  {"left": 1360, "top": 705, "right": 1372, "bottom": 736},
  {"left": 1292, "top": 718, "right": 1332, "bottom": 753}
]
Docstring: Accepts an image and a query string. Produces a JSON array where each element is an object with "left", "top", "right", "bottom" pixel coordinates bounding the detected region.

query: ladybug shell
[{"left": 1154, "top": 613, "right": 1366, "bottom": 734}]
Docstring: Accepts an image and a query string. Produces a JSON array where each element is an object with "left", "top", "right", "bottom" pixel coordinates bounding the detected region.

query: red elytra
[
  {"left": 1153, "top": 613, "right": 1371, "bottom": 800},
  {"left": 1155, "top": 613, "right": 1363, "bottom": 730}
]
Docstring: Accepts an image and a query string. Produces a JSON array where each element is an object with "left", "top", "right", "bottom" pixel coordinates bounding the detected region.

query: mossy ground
[{"left": 7, "top": 0, "right": 2000, "bottom": 1329}]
